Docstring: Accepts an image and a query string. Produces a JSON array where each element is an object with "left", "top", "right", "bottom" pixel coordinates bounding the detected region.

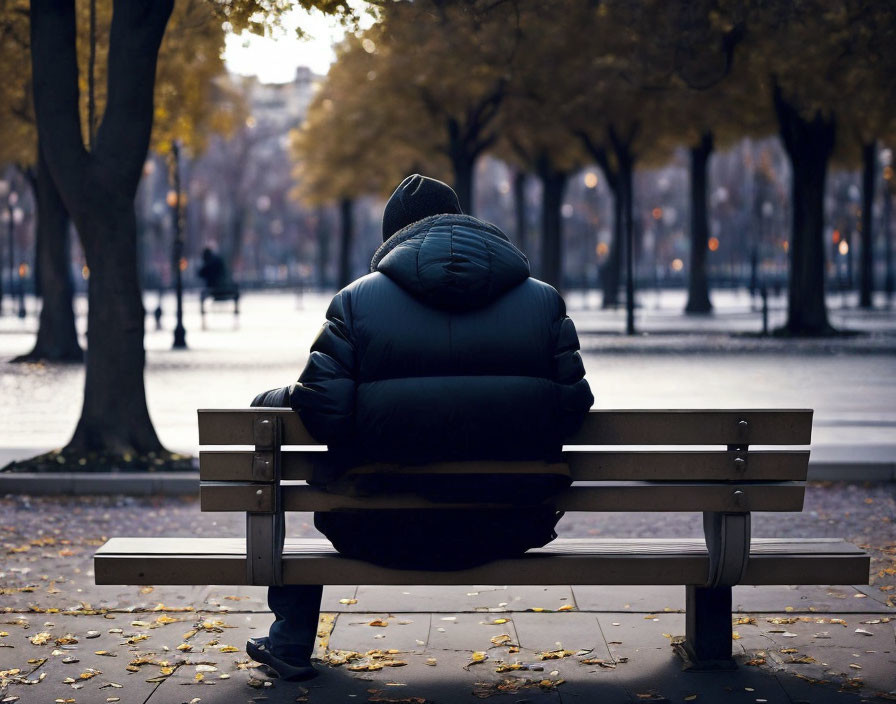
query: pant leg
[
  {"left": 250, "top": 391, "right": 322, "bottom": 662},
  {"left": 266, "top": 584, "right": 324, "bottom": 662}
]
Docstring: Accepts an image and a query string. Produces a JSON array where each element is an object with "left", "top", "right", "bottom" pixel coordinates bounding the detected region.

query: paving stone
[
  {"left": 201, "top": 584, "right": 353, "bottom": 613},
  {"left": 746, "top": 612, "right": 895, "bottom": 693},
  {"left": 573, "top": 584, "right": 894, "bottom": 616},
  {"left": 594, "top": 613, "right": 794, "bottom": 704},
  {"left": 511, "top": 612, "right": 606, "bottom": 654},
  {"left": 572, "top": 584, "right": 684, "bottom": 612},
  {"left": 353, "top": 583, "right": 575, "bottom": 613},
  {"left": 732, "top": 584, "right": 895, "bottom": 614},
  {"left": 149, "top": 661, "right": 375, "bottom": 704},
  {"left": 327, "top": 612, "right": 431, "bottom": 653},
  {"left": 405, "top": 648, "right": 563, "bottom": 703},
  {"left": 425, "top": 611, "right": 519, "bottom": 652},
  {"left": 0, "top": 614, "right": 167, "bottom": 704}
]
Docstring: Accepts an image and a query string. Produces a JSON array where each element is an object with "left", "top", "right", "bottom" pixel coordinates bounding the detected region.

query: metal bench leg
[{"left": 679, "top": 585, "right": 736, "bottom": 670}]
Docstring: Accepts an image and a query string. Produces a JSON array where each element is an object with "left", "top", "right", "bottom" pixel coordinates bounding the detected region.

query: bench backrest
[
  {"left": 197, "top": 408, "right": 812, "bottom": 587},
  {"left": 198, "top": 408, "right": 812, "bottom": 514}
]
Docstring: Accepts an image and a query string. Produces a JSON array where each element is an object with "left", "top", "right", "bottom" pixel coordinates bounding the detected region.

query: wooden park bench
[{"left": 94, "top": 408, "right": 870, "bottom": 669}]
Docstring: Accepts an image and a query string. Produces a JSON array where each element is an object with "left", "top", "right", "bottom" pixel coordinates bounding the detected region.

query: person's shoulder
[
  {"left": 336, "top": 271, "right": 392, "bottom": 298},
  {"left": 331, "top": 271, "right": 404, "bottom": 311},
  {"left": 511, "top": 277, "right": 566, "bottom": 317}
]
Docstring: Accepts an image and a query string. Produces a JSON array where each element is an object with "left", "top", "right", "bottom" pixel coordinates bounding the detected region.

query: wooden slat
[
  {"left": 568, "top": 410, "right": 813, "bottom": 445},
  {"left": 199, "top": 482, "right": 805, "bottom": 513},
  {"left": 198, "top": 409, "right": 813, "bottom": 446},
  {"left": 200, "top": 450, "right": 810, "bottom": 482},
  {"left": 198, "top": 408, "right": 317, "bottom": 445},
  {"left": 201, "top": 483, "right": 275, "bottom": 512},
  {"left": 94, "top": 537, "right": 868, "bottom": 586}
]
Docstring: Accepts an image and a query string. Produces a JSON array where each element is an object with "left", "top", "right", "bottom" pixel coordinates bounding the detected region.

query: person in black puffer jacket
[{"left": 247, "top": 174, "right": 593, "bottom": 681}]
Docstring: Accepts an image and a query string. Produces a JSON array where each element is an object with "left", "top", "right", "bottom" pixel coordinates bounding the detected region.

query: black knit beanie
[{"left": 382, "top": 174, "right": 463, "bottom": 241}]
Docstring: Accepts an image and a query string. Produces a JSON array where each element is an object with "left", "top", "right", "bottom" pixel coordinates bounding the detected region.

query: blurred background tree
[
  {"left": 290, "top": 33, "right": 422, "bottom": 288},
  {"left": 19, "top": 0, "right": 349, "bottom": 469}
]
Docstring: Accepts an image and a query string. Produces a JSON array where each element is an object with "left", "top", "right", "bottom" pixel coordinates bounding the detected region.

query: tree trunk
[
  {"left": 338, "top": 197, "right": 354, "bottom": 289},
  {"left": 602, "top": 189, "right": 623, "bottom": 307},
  {"left": 221, "top": 204, "right": 246, "bottom": 278},
  {"left": 859, "top": 140, "right": 875, "bottom": 309},
  {"left": 619, "top": 153, "right": 635, "bottom": 335},
  {"left": 685, "top": 131, "right": 714, "bottom": 314},
  {"left": 451, "top": 152, "right": 475, "bottom": 216},
  {"left": 884, "top": 177, "right": 893, "bottom": 300},
  {"left": 537, "top": 156, "right": 568, "bottom": 290},
  {"left": 513, "top": 170, "right": 528, "bottom": 253},
  {"left": 30, "top": 0, "right": 174, "bottom": 460},
  {"left": 13, "top": 141, "right": 82, "bottom": 363},
  {"left": 315, "top": 206, "right": 330, "bottom": 289},
  {"left": 773, "top": 85, "right": 835, "bottom": 335},
  {"left": 579, "top": 133, "right": 625, "bottom": 309}
]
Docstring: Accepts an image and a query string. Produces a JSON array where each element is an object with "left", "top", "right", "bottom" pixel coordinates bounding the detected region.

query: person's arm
[
  {"left": 251, "top": 386, "right": 291, "bottom": 408},
  {"left": 288, "top": 290, "right": 357, "bottom": 444},
  {"left": 551, "top": 295, "right": 594, "bottom": 438}
]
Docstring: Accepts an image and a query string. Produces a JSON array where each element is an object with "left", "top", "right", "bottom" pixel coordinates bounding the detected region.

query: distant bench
[
  {"left": 94, "top": 408, "right": 869, "bottom": 669},
  {"left": 200, "top": 286, "right": 239, "bottom": 327}
]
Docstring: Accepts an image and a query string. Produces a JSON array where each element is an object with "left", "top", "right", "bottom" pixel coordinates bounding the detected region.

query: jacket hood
[{"left": 370, "top": 213, "right": 530, "bottom": 311}]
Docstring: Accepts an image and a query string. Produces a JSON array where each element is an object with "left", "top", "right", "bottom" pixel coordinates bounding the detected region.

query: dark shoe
[{"left": 246, "top": 637, "right": 318, "bottom": 681}]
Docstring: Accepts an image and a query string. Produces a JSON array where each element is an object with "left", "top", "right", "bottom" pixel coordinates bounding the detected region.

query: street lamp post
[
  {"left": 4, "top": 191, "right": 23, "bottom": 319},
  {"left": 882, "top": 148, "right": 894, "bottom": 306},
  {"left": 169, "top": 141, "right": 186, "bottom": 349},
  {"left": 0, "top": 179, "right": 7, "bottom": 314},
  {"left": 5, "top": 201, "right": 12, "bottom": 318},
  {"left": 16, "top": 262, "right": 26, "bottom": 318}
]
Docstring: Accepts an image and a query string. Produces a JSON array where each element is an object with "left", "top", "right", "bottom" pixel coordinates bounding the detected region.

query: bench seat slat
[
  {"left": 199, "top": 482, "right": 805, "bottom": 513},
  {"left": 198, "top": 409, "right": 813, "bottom": 446},
  {"left": 199, "top": 450, "right": 810, "bottom": 482},
  {"left": 94, "top": 537, "right": 868, "bottom": 587}
]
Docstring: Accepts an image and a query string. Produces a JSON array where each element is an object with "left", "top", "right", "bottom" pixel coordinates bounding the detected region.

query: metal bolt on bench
[{"left": 94, "top": 408, "right": 870, "bottom": 671}]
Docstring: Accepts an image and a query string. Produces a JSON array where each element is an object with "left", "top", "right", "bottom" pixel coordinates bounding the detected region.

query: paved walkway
[
  {"left": 1, "top": 485, "right": 894, "bottom": 702},
  {"left": 1, "top": 607, "right": 894, "bottom": 703},
  {"left": 1, "top": 290, "right": 895, "bottom": 470}
]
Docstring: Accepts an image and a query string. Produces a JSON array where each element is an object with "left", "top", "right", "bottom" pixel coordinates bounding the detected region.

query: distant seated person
[
  {"left": 198, "top": 246, "right": 239, "bottom": 320},
  {"left": 247, "top": 174, "right": 593, "bottom": 681}
]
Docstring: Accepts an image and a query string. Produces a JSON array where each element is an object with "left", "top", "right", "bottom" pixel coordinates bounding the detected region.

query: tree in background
[
  {"left": 20, "top": 0, "right": 347, "bottom": 470},
  {"left": 368, "top": 0, "right": 520, "bottom": 214},
  {"left": 658, "top": 60, "right": 773, "bottom": 315},
  {"left": 3, "top": 0, "right": 238, "bottom": 365},
  {"left": 291, "top": 34, "right": 422, "bottom": 289},
  {"left": 566, "top": 1, "right": 673, "bottom": 327},
  {"left": 496, "top": 0, "right": 586, "bottom": 290},
  {"left": 0, "top": 0, "right": 81, "bottom": 361},
  {"left": 740, "top": 0, "right": 896, "bottom": 334},
  {"left": 824, "top": 3, "right": 896, "bottom": 310}
]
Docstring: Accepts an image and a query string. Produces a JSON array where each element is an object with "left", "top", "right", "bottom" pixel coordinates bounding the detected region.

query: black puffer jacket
[
  {"left": 263, "top": 213, "right": 593, "bottom": 568},
  {"left": 289, "top": 213, "right": 593, "bottom": 464}
]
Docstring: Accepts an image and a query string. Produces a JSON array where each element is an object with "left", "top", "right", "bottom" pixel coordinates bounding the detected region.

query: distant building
[{"left": 234, "top": 66, "right": 320, "bottom": 132}]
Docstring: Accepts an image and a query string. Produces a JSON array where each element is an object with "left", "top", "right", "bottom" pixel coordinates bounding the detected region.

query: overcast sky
[{"left": 223, "top": 6, "right": 375, "bottom": 82}]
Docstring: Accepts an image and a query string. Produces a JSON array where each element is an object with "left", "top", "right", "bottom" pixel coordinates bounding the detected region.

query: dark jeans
[
  {"left": 252, "top": 388, "right": 322, "bottom": 663},
  {"left": 266, "top": 584, "right": 323, "bottom": 662}
]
